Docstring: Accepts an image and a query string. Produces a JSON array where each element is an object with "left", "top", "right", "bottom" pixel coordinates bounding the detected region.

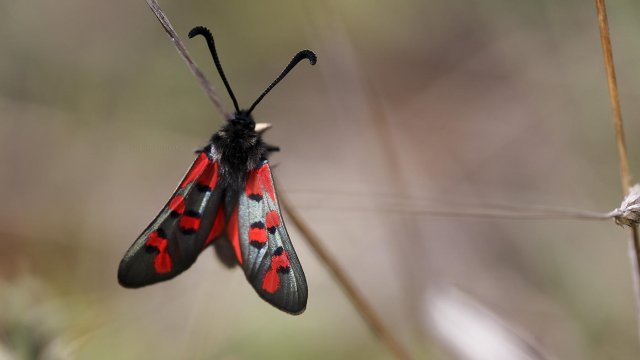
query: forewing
[
  {"left": 236, "top": 160, "right": 308, "bottom": 314},
  {"left": 118, "top": 148, "right": 227, "bottom": 288}
]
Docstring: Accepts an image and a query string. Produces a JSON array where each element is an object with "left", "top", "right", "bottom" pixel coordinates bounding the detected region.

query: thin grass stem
[{"left": 594, "top": 0, "right": 640, "bottom": 342}]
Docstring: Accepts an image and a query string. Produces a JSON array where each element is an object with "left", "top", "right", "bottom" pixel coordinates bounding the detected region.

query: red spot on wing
[
  {"left": 262, "top": 269, "right": 280, "bottom": 294},
  {"left": 204, "top": 205, "right": 225, "bottom": 247},
  {"left": 262, "top": 248, "right": 290, "bottom": 294},
  {"left": 265, "top": 210, "right": 280, "bottom": 229},
  {"left": 197, "top": 161, "right": 219, "bottom": 190},
  {"left": 245, "top": 163, "right": 276, "bottom": 202},
  {"left": 146, "top": 231, "right": 172, "bottom": 273},
  {"left": 227, "top": 207, "right": 243, "bottom": 264},
  {"left": 146, "top": 231, "right": 166, "bottom": 250},
  {"left": 179, "top": 153, "right": 210, "bottom": 189},
  {"left": 154, "top": 252, "right": 173, "bottom": 274},
  {"left": 179, "top": 214, "right": 201, "bottom": 232},
  {"left": 249, "top": 226, "right": 267, "bottom": 245},
  {"left": 258, "top": 164, "right": 276, "bottom": 202},
  {"left": 245, "top": 167, "right": 262, "bottom": 198},
  {"left": 168, "top": 195, "right": 185, "bottom": 215}
]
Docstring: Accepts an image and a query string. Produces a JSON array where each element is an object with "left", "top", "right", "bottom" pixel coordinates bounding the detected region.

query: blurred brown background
[{"left": 2, "top": 0, "right": 640, "bottom": 359}]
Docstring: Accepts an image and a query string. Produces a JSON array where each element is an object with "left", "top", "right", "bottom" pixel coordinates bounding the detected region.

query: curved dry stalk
[
  {"left": 594, "top": 0, "right": 640, "bottom": 341},
  {"left": 279, "top": 192, "right": 413, "bottom": 360},
  {"left": 145, "top": 0, "right": 230, "bottom": 120}
]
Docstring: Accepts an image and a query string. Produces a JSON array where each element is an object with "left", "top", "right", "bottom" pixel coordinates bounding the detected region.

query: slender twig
[
  {"left": 296, "top": 203, "right": 615, "bottom": 221},
  {"left": 288, "top": 189, "right": 634, "bottom": 221},
  {"left": 280, "top": 192, "right": 412, "bottom": 360},
  {"left": 145, "top": 0, "right": 231, "bottom": 120},
  {"left": 594, "top": 0, "right": 640, "bottom": 340}
]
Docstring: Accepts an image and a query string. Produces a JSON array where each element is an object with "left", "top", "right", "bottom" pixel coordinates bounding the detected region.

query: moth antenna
[
  {"left": 188, "top": 26, "right": 241, "bottom": 114},
  {"left": 247, "top": 50, "right": 317, "bottom": 115}
]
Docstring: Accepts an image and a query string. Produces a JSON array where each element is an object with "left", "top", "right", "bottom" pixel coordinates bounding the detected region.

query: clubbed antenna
[
  {"left": 247, "top": 50, "right": 317, "bottom": 114},
  {"left": 188, "top": 26, "right": 241, "bottom": 114}
]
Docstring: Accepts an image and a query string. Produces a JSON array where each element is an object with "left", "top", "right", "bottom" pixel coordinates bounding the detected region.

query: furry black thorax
[{"left": 209, "top": 111, "right": 269, "bottom": 193}]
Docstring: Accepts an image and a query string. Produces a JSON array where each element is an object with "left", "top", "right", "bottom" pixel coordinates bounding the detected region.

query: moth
[{"left": 118, "top": 26, "right": 315, "bottom": 315}]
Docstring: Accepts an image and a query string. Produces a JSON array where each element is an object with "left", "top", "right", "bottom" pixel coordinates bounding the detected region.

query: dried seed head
[{"left": 611, "top": 184, "right": 640, "bottom": 226}]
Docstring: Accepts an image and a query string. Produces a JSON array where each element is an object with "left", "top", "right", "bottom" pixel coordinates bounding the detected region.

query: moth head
[{"left": 229, "top": 110, "right": 256, "bottom": 130}]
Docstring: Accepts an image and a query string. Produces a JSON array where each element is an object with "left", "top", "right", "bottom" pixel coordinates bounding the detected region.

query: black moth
[{"left": 118, "top": 26, "right": 316, "bottom": 314}]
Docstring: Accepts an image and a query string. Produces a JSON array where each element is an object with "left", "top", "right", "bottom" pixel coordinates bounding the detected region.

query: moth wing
[
  {"left": 118, "top": 149, "right": 227, "bottom": 288},
  {"left": 234, "top": 160, "right": 308, "bottom": 314}
]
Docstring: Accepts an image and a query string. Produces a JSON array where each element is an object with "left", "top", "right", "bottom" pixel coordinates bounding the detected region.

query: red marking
[
  {"left": 179, "top": 153, "right": 210, "bottom": 189},
  {"left": 145, "top": 231, "right": 172, "bottom": 273},
  {"left": 154, "top": 251, "right": 173, "bottom": 274},
  {"left": 146, "top": 231, "right": 166, "bottom": 250},
  {"left": 227, "top": 207, "right": 243, "bottom": 264},
  {"left": 245, "top": 167, "right": 263, "bottom": 198},
  {"left": 204, "top": 205, "right": 225, "bottom": 247},
  {"left": 168, "top": 195, "right": 185, "bottom": 215},
  {"left": 179, "top": 214, "right": 201, "bottom": 232},
  {"left": 265, "top": 210, "right": 280, "bottom": 229},
  {"left": 258, "top": 164, "right": 276, "bottom": 202},
  {"left": 262, "top": 250, "right": 290, "bottom": 293},
  {"left": 245, "top": 163, "right": 276, "bottom": 202},
  {"left": 197, "top": 161, "right": 219, "bottom": 190},
  {"left": 249, "top": 227, "right": 267, "bottom": 244},
  {"left": 262, "top": 270, "right": 280, "bottom": 294}
]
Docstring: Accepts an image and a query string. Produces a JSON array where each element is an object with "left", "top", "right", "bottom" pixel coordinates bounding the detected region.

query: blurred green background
[{"left": 2, "top": 0, "right": 640, "bottom": 359}]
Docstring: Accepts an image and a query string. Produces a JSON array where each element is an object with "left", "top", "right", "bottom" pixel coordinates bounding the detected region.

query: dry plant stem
[
  {"left": 594, "top": 0, "right": 640, "bottom": 341},
  {"left": 145, "top": 0, "right": 231, "bottom": 120},
  {"left": 407, "top": 208, "right": 610, "bottom": 220},
  {"left": 280, "top": 193, "right": 412, "bottom": 360},
  {"left": 307, "top": 205, "right": 614, "bottom": 221},
  {"left": 595, "top": 0, "right": 631, "bottom": 191}
]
